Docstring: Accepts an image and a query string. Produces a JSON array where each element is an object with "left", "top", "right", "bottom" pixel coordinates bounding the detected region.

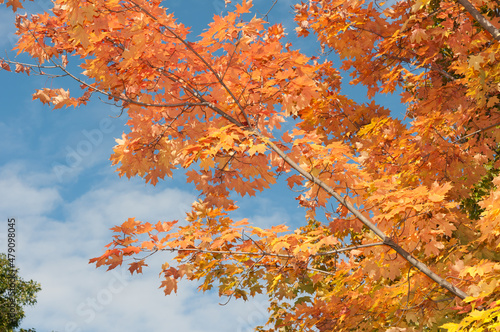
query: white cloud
[
  {"left": 0, "top": 164, "right": 62, "bottom": 217},
  {"left": 0, "top": 165, "right": 273, "bottom": 332}
]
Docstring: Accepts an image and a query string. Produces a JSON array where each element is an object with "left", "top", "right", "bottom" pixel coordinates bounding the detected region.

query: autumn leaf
[
  {"left": 0, "top": 61, "right": 10, "bottom": 71},
  {"left": 52, "top": 88, "right": 73, "bottom": 109},
  {"left": 411, "top": 27, "right": 428, "bottom": 43},
  {"left": 32, "top": 89, "right": 52, "bottom": 105},
  {"left": 428, "top": 182, "right": 452, "bottom": 203},
  {"left": 160, "top": 277, "right": 178, "bottom": 295},
  {"left": 6, "top": 0, "right": 23, "bottom": 12},
  {"left": 236, "top": 0, "right": 252, "bottom": 14},
  {"left": 129, "top": 260, "right": 148, "bottom": 275},
  {"left": 469, "top": 55, "right": 484, "bottom": 71}
]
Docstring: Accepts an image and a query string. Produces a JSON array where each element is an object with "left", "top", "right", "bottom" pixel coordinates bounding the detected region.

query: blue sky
[{"left": 0, "top": 0, "right": 405, "bottom": 331}]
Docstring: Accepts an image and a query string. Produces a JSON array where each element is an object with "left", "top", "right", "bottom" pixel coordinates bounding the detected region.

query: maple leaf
[
  {"left": 6, "top": 0, "right": 23, "bottom": 12},
  {"left": 14, "top": 63, "right": 24, "bottom": 73},
  {"left": 32, "top": 89, "right": 52, "bottom": 105},
  {"left": 129, "top": 260, "right": 148, "bottom": 275},
  {"left": 286, "top": 174, "right": 303, "bottom": 189},
  {"left": 0, "top": 61, "right": 11, "bottom": 72},
  {"left": 247, "top": 143, "right": 266, "bottom": 156},
  {"left": 160, "top": 277, "right": 178, "bottom": 295},
  {"left": 411, "top": 28, "right": 428, "bottom": 43},
  {"left": 235, "top": 0, "right": 252, "bottom": 14},
  {"left": 469, "top": 55, "right": 484, "bottom": 71},
  {"left": 428, "top": 182, "right": 452, "bottom": 203},
  {"left": 70, "top": 25, "right": 91, "bottom": 48},
  {"left": 52, "top": 88, "right": 74, "bottom": 109},
  {"left": 141, "top": 241, "right": 155, "bottom": 250},
  {"left": 411, "top": 0, "right": 431, "bottom": 11}
]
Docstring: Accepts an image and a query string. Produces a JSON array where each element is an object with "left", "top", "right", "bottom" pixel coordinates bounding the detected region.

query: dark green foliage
[
  {"left": 0, "top": 253, "right": 41, "bottom": 332},
  {"left": 461, "top": 163, "right": 500, "bottom": 220}
]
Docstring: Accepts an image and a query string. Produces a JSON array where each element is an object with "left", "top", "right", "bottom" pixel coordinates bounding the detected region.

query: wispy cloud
[
  {"left": 0, "top": 164, "right": 62, "bottom": 217},
  {"left": 0, "top": 163, "right": 276, "bottom": 332}
]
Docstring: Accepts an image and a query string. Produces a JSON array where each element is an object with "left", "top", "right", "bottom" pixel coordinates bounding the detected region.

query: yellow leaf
[
  {"left": 272, "top": 240, "right": 290, "bottom": 252},
  {"left": 440, "top": 322, "right": 459, "bottom": 332},
  {"left": 469, "top": 55, "right": 484, "bottom": 71},
  {"left": 469, "top": 309, "right": 488, "bottom": 320},
  {"left": 248, "top": 143, "right": 267, "bottom": 156},
  {"left": 269, "top": 274, "right": 281, "bottom": 293},
  {"left": 411, "top": 0, "right": 430, "bottom": 11}
]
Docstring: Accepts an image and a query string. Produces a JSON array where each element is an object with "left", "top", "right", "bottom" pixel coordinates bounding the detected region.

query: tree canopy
[
  {"left": 1, "top": 0, "right": 500, "bottom": 330},
  {"left": 0, "top": 254, "right": 40, "bottom": 332}
]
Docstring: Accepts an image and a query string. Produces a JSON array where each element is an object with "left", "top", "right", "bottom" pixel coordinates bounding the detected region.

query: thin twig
[
  {"left": 452, "top": 120, "right": 500, "bottom": 144},
  {"left": 313, "top": 242, "right": 385, "bottom": 256},
  {"left": 128, "top": 0, "right": 253, "bottom": 128}
]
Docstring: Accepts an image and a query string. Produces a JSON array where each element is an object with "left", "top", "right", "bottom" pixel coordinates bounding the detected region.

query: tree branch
[
  {"left": 312, "top": 242, "right": 385, "bottom": 256},
  {"left": 128, "top": 0, "right": 253, "bottom": 127},
  {"left": 456, "top": 0, "right": 500, "bottom": 41},
  {"left": 452, "top": 120, "right": 500, "bottom": 144},
  {"left": 256, "top": 132, "right": 469, "bottom": 300}
]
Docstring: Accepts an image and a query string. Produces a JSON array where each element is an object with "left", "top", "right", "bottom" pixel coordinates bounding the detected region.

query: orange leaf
[
  {"left": 235, "top": 0, "right": 252, "bottom": 14},
  {"left": 129, "top": 260, "right": 148, "bottom": 275},
  {"left": 6, "top": 0, "right": 23, "bottom": 12}
]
